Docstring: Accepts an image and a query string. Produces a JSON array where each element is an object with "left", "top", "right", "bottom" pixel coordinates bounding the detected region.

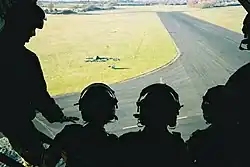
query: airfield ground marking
[
  {"left": 160, "top": 77, "right": 164, "bottom": 83},
  {"left": 122, "top": 125, "right": 138, "bottom": 130},
  {"left": 122, "top": 116, "right": 188, "bottom": 130}
]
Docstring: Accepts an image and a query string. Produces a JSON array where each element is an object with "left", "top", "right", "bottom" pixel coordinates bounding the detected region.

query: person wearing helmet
[
  {"left": 226, "top": 63, "right": 250, "bottom": 124},
  {"left": 240, "top": 13, "right": 250, "bottom": 50},
  {"left": 0, "top": 2, "right": 78, "bottom": 166},
  {"left": 118, "top": 83, "right": 190, "bottom": 167},
  {"left": 43, "top": 83, "right": 119, "bottom": 167},
  {"left": 186, "top": 85, "right": 240, "bottom": 167},
  {"left": 227, "top": 62, "right": 249, "bottom": 117},
  {"left": 0, "top": 1, "right": 46, "bottom": 44},
  {"left": 225, "top": 63, "right": 250, "bottom": 167}
]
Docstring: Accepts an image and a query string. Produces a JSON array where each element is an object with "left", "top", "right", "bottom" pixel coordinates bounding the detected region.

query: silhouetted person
[
  {"left": 240, "top": 13, "right": 250, "bottom": 50},
  {"left": 226, "top": 63, "right": 250, "bottom": 127},
  {"left": 43, "top": 83, "right": 119, "bottom": 167},
  {"left": 243, "top": 14, "right": 250, "bottom": 38},
  {"left": 186, "top": 85, "right": 240, "bottom": 167},
  {"left": 0, "top": 2, "right": 78, "bottom": 166},
  {"left": 225, "top": 63, "right": 250, "bottom": 166},
  {"left": 226, "top": 63, "right": 250, "bottom": 89},
  {"left": 119, "top": 83, "right": 190, "bottom": 167}
]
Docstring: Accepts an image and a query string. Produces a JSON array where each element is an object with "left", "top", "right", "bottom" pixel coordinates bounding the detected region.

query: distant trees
[
  {"left": 48, "top": 2, "right": 54, "bottom": 12},
  {"left": 187, "top": 0, "right": 199, "bottom": 7},
  {"left": 187, "top": 0, "right": 217, "bottom": 8},
  {"left": 72, "top": 4, "right": 80, "bottom": 10},
  {"left": 187, "top": 0, "right": 239, "bottom": 8},
  {"left": 37, "top": 0, "right": 44, "bottom": 7}
]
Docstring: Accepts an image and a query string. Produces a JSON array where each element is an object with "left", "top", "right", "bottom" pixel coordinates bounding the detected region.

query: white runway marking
[
  {"left": 160, "top": 77, "right": 164, "bottom": 83},
  {"left": 178, "top": 116, "right": 188, "bottom": 120},
  {"left": 122, "top": 116, "right": 188, "bottom": 130},
  {"left": 122, "top": 125, "right": 138, "bottom": 130}
]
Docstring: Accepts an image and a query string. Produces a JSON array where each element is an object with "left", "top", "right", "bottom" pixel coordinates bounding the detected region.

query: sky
[
  {"left": 38, "top": 0, "right": 165, "bottom": 1},
  {"left": 38, "top": 0, "right": 239, "bottom": 2},
  {"left": 39, "top": 0, "right": 114, "bottom": 1}
]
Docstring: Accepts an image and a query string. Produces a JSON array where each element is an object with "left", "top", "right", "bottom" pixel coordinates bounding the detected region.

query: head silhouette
[
  {"left": 134, "top": 83, "right": 183, "bottom": 129},
  {"left": 75, "top": 83, "right": 118, "bottom": 126},
  {"left": 2, "top": 2, "right": 46, "bottom": 45},
  {"left": 226, "top": 63, "right": 250, "bottom": 93},
  {"left": 202, "top": 85, "right": 236, "bottom": 126},
  {"left": 240, "top": 13, "right": 250, "bottom": 50}
]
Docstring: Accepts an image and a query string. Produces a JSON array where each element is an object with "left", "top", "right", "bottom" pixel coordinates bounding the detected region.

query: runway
[{"left": 31, "top": 12, "right": 250, "bottom": 140}]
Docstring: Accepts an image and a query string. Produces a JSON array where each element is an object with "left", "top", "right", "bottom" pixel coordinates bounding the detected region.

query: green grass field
[
  {"left": 185, "top": 6, "right": 247, "bottom": 33},
  {"left": 94, "top": 5, "right": 246, "bottom": 33},
  {"left": 26, "top": 11, "right": 176, "bottom": 95}
]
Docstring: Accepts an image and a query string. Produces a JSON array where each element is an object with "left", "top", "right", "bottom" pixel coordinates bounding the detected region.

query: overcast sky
[
  {"left": 38, "top": 0, "right": 164, "bottom": 1},
  {"left": 39, "top": 0, "right": 117, "bottom": 1}
]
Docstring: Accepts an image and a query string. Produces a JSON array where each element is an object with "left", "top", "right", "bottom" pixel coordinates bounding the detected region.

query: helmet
[
  {"left": 4, "top": 2, "right": 46, "bottom": 30},
  {"left": 74, "top": 83, "right": 118, "bottom": 123},
  {"left": 226, "top": 62, "right": 250, "bottom": 91},
  {"left": 226, "top": 63, "right": 250, "bottom": 124},
  {"left": 240, "top": 13, "right": 250, "bottom": 50},
  {"left": 202, "top": 85, "right": 225, "bottom": 112},
  {"left": 134, "top": 83, "right": 183, "bottom": 126},
  {"left": 202, "top": 85, "right": 235, "bottom": 124},
  {"left": 29, "top": 4, "right": 47, "bottom": 29}
]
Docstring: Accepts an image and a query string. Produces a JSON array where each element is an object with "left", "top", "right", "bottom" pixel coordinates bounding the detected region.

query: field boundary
[
  {"left": 53, "top": 25, "right": 181, "bottom": 99},
  {"left": 110, "top": 31, "right": 181, "bottom": 85}
]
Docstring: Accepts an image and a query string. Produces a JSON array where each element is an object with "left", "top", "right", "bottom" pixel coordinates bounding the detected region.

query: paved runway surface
[{"left": 32, "top": 11, "right": 250, "bottom": 141}]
